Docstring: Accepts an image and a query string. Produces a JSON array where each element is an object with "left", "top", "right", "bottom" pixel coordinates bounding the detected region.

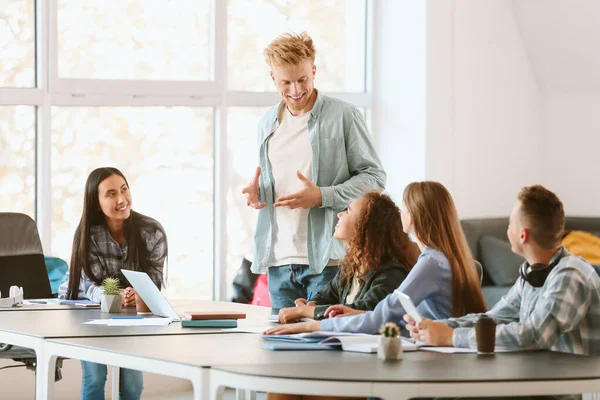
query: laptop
[{"left": 121, "top": 270, "right": 180, "bottom": 321}]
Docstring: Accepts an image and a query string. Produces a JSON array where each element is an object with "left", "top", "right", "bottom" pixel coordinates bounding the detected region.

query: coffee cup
[
  {"left": 475, "top": 314, "right": 496, "bottom": 355},
  {"left": 135, "top": 293, "right": 151, "bottom": 314}
]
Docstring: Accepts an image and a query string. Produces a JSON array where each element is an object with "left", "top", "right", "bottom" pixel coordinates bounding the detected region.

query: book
[
  {"left": 183, "top": 312, "right": 246, "bottom": 321},
  {"left": 261, "top": 331, "right": 419, "bottom": 353},
  {"left": 182, "top": 319, "right": 238, "bottom": 328}
]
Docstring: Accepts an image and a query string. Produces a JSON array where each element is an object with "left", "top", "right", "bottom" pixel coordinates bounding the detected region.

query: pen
[{"left": 111, "top": 315, "right": 144, "bottom": 319}]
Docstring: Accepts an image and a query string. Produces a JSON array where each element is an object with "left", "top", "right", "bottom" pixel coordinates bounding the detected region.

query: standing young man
[
  {"left": 406, "top": 185, "right": 600, "bottom": 356},
  {"left": 242, "top": 32, "right": 386, "bottom": 312}
]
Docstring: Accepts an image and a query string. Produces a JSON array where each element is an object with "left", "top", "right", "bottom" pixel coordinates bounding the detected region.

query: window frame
[{"left": 0, "top": 0, "right": 374, "bottom": 300}]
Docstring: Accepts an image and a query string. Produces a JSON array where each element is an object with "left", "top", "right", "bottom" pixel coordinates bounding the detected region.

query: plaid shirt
[
  {"left": 446, "top": 248, "right": 600, "bottom": 355},
  {"left": 58, "top": 222, "right": 167, "bottom": 303}
]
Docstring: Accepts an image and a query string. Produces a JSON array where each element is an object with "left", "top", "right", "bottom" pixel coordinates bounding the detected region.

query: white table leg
[
  {"left": 45, "top": 341, "right": 208, "bottom": 400},
  {"left": 0, "top": 331, "right": 46, "bottom": 400},
  {"left": 111, "top": 366, "right": 120, "bottom": 399},
  {"left": 43, "top": 353, "right": 57, "bottom": 400},
  {"left": 236, "top": 388, "right": 256, "bottom": 400},
  {"left": 193, "top": 368, "right": 210, "bottom": 400}
]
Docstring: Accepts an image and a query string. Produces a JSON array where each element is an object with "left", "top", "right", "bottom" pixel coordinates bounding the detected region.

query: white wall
[
  {"left": 376, "top": 0, "right": 544, "bottom": 218},
  {"left": 446, "top": 0, "right": 543, "bottom": 218},
  {"left": 543, "top": 94, "right": 600, "bottom": 216},
  {"left": 371, "top": 0, "right": 427, "bottom": 204}
]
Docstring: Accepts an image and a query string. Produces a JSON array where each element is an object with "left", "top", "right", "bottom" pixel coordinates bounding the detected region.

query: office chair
[{"left": 0, "top": 212, "right": 63, "bottom": 381}]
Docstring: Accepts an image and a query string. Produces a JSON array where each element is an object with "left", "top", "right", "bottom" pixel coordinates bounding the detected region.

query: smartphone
[{"left": 394, "top": 290, "right": 422, "bottom": 323}]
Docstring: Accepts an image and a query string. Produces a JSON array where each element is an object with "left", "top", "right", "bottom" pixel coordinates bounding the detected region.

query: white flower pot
[
  {"left": 101, "top": 294, "right": 122, "bottom": 313},
  {"left": 378, "top": 336, "right": 403, "bottom": 361}
]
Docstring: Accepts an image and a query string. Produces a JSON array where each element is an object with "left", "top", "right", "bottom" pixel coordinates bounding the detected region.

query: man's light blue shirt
[{"left": 251, "top": 91, "right": 386, "bottom": 275}]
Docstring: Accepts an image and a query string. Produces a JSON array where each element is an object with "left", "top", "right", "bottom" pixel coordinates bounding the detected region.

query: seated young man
[{"left": 406, "top": 185, "right": 600, "bottom": 356}]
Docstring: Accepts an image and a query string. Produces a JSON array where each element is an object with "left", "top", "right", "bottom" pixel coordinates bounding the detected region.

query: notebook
[
  {"left": 262, "top": 331, "right": 418, "bottom": 353},
  {"left": 182, "top": 319, "right": 238, "bottom": 328},
  {"left": 183, "top": 312, "right": 246, "bottom": 320}
]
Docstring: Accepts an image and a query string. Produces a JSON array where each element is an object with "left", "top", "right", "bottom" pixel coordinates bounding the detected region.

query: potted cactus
[
  {"left": 101, "top": 277, "right": 122, "bottom": 313},
  {"left": 378, "top": 322, "right": 403, "bottom": 360}
]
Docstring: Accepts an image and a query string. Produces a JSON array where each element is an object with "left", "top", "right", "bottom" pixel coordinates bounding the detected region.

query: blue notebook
[
  {"left": 181, "top": 319, "right": 238, "bottom": 328},
  {"left": 262, "top": 332, "right": 384, "bottom": 353},
  {"left": 262, "top": 332, "right": 418, "bottom": 353}
]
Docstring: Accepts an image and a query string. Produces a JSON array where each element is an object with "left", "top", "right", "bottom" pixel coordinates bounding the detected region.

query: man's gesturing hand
[
  {"left": 273, "top": 171, "right": 322, "bottom": 210},
  {"left": 241, "top": 167, "right": 266, "bottom": 209}
]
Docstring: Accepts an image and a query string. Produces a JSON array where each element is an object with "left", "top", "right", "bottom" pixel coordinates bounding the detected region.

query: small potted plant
[
  {"left": 378, "top": 322, "right": 403, "bottom": 361},
  {"left": 101, "top": 277, "right": 122, "bottom": 313}
]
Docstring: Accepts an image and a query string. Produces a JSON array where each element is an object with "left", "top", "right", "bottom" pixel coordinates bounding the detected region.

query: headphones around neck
[{"left": 519, "top": 248, "right": 566, "bottom": 288}]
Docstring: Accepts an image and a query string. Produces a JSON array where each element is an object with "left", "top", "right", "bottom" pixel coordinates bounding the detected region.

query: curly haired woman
[{"left": 277, "top": 192, "right": 420, "bottom": 324}]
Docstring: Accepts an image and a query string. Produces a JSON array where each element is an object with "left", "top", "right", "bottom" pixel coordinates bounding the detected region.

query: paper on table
[
  {"left": 420, "top": 347, "right": 516, "bottom": 354},
  {"left": 82, "top": 318, "right": 173, "bottom": 327},
  {"left": 82, "top": 320, "right": 111, "bottom": 325},
  {"left": 222, "top": 326, "right": 273, "bottom": 334},
  {"left": 108, "top": 318, "right": 172, "bottom": 327},
  {"left": 420, "top": 347, "right": 476, "bottom": 353}
]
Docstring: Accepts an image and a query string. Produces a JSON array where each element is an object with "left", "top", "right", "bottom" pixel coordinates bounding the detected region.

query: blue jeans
[
  {"left": 267, "top": 264, "right": 339, "bottom": 312},
  {"left": 81, "top": 361, "right": 143, "bottom": 400}
]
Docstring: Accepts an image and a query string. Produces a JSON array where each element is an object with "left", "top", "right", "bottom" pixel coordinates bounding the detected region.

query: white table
[
  {"left": 0, "top": 300, "right": 270, "bottom": 399},
  {"left": 43, "top": 332, "right": 600, "bottom": 400}
]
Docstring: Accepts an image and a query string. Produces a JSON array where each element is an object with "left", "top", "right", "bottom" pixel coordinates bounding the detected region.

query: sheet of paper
[
  {"left": 420, "top": 347, "right": 476, "bottom": 353},
  {"left": 107, "top": 318, "right": 172, "bottom": 327},
  {"left": 82, "top": 320, "right": 112, "bottom": 325},
  {"left": 222, "top": 326, "right": 272, "bottom": 334},
  {"left": 82, "top": 318, "right": 173, "bottom": 327},
  {"left": 420, "top": 347, "right": 516, "bottom": 354}
]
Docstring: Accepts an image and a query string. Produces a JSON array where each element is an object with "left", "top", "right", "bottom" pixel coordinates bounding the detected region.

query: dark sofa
[{"left": 461, "top": 217, "right": 600, "bottom": 307}]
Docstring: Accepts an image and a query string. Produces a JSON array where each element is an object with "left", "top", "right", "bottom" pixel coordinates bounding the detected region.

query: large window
[
  {"left": 51, "top": 107, "right": 214, "bottom": 298},
  {"left": 228, "top": 0, "right": 367, "bottom": 92},
  {"left": 226, "top": 107, "right": 266, "bottom": 299},
  {"left": 57, "top": 1, "right": 212, "bottom": 81},
  {"left": 0, "top": 0, "right": 35, "bottom": 87},
  {"left": 1, "top": 0, "right": 371, "bottom": 300},
  {"left": 0, "top": 106, "right": 36, "bottom": 217}
]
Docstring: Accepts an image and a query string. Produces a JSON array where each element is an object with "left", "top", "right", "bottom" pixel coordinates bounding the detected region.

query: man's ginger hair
[{"left": 263, "top": 31, "right": 316, "bottom": 67}]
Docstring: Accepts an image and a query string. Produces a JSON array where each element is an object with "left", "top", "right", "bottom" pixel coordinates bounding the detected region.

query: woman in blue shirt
[{"left": 266, "top": 181, "right": 486, "bottom": 336}]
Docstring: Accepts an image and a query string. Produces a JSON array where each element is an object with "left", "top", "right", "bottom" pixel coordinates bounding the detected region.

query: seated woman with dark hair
[{"left": 59, "top": 167, "right": 167, "bottom": 400}]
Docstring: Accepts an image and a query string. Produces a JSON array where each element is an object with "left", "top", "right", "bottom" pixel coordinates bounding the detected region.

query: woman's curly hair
[{"left": 339, "top": 192, "right": 419, "bottom": 286}]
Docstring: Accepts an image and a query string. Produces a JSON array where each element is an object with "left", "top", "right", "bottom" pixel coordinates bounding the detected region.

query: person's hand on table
[
  {"left": 404, "top": 315, "right": 454, "bottom": 347},
  {"left": 121, "top": 287, "right": 137, "bottom": 307},
  {"left": 278, "top": 305, "right": 315, "bottom": 324},
  {"left": 324, "top": 304, "right": 365, "bottom": 318},
  {"left": 264, "top": 321, "right": 320, "bottom": 335}
]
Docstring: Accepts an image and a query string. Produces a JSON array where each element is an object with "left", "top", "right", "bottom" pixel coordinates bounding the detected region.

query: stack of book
[{"left": 181, "top": 312, "right": 246, "bottom": 328}]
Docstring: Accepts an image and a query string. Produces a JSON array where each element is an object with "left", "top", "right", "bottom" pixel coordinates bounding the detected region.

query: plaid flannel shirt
[
  {"left": 445, "top": 248, "right": 600, "bottom": 355},
  {"left": 58, "top": 222, "right": 167, "bottom": 303}
]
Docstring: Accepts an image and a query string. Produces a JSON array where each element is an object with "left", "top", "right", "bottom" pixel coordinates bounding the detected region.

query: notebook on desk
[
  {"left": 262, "top": 331, "right": 418, "bottom": 353},
  {"left": 183, "top": 312, "right": 246, "bottom": 320}
]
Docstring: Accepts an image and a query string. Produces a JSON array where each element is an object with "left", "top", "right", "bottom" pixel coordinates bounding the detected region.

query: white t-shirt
[
  {"left": 268, "top": 107, "right": 312, "bottom": 266},
  {"left": 345, "top": 275, "right": 362, "bottom": 304}
]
